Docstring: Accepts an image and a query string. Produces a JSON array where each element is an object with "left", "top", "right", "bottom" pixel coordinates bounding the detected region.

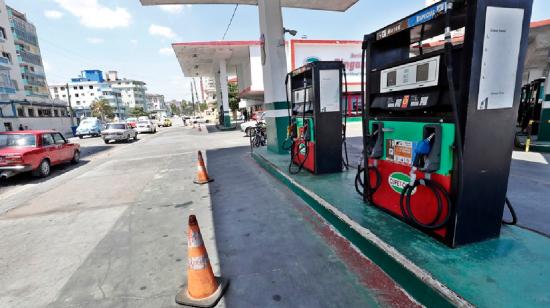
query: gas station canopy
[
  {"left": 140, "top": 0, "right": 358, "bottom": 12},
  {"left": 172, "top": 41, "right": 259, "bottom": 77}
]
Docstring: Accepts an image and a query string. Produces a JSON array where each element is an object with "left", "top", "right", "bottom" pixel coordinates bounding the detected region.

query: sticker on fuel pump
[
  {"left": 386, "top": 139, "right": 413, "bottom": 165},
  {"left": 388, "top": 172, "right": 416, "bottom": 195}
]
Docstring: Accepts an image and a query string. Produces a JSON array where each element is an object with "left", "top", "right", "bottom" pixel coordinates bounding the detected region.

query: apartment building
[
  {"left": 7, "top": 5, "right": 50, "bottom": 99},
  {"left": 107, "top": 70, "right": 147, "bottom": 111},
  {"left": 1, "top": 1, "right": 70, "bottom": 134},
  {"left": 49, "top": 70, "right": 125, "bottom": 119}
]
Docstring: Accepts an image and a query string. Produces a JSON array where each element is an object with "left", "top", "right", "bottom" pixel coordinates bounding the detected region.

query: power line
[{"left": 221, "top": 4, "right": 239, "bottom": 40}]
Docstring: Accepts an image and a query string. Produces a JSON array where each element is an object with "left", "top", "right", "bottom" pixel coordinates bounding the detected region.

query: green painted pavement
[{"left": 252, "top": 147, "right": 550, "bottom": 307}]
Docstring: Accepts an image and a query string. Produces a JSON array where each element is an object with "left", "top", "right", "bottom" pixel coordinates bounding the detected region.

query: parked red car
[{"left": 0, "top": 130, "right": 80, "bottom": 179}]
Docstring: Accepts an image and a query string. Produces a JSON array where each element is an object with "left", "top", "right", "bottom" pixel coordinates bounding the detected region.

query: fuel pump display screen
[
  {"left": 387, "top": 71, "right": 397, "bottom": 87},
  {"left": 416, "top": 63, "right": 430, "bottom": 82},
  {"left": 380, "top": 56, "right": 440, "bottom": 93}
]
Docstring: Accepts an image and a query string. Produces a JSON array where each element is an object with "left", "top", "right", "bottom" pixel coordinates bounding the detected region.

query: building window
[
  {"left": 38, "top": 109, "right": 52, "bottom": 117},
  {"left": 76, "top": 101, "right": 80, "bottom": 105},
  {"left": 89, "top": 85, "right": 93, "bottom": 89},
  {"left": 60, "top": 87, "right": 65, "bottom": 91},
  {"left": 17, "top": 107, "right": 25, "bottom": 117},
  {"left": 55, "top": 95, "right": 59, "bottom": 99},
  {"left": 62, "top": 94, "right": 66, "bottom": 98},
  {"left": 79, "top": 86, "right": 83, "bottom": 89},
  {"left": 54, "top": 109, "right": 59, "bottom": 117},
  {"left": 90, "top": 93, "right": 94, "bottom": 96},
  {"left": 0, "top": 27, "right": 6, "bottom": 40},
  {"left": 75, "top": 93, "right": 79, "bottom": 97},
  {"left": 53, "top": 87, "right": 58, "bottom": 93},
  {"left": 27, "top": 108, "right": 35, "bottom": 117},
  {"left": 73, "top": 86, "right": 78, "bottom": 90},
  {"left": 1, "top": 52, "right": 10, "bottom": 63}
]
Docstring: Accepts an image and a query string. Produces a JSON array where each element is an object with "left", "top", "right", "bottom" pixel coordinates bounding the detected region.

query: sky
[{"left": 9, "top": 0, "right": 550, "bottom": 101}]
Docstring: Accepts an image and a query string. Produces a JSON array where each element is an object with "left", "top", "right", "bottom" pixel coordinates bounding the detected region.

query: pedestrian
[{"left": 18, "top": 124, "right": 24, "bottom": 131}]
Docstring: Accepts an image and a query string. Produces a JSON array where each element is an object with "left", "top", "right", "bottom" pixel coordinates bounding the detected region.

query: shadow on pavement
[
  {"left": 205, "top": 146, "right": 387, "bottom": 307},
  {"left": 0, "top": 160, "right": 90, "bottom": 188}
]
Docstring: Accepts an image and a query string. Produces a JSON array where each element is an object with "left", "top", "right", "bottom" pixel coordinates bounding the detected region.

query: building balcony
[
  {"left": 0, "top": 56, "right": 11, "bottom": 70},
  {"left": 21, "top": 68, "right": 46, "bottom": 78},
  {"left": 0, "top": 86, "right": 17, "bottom": 95},
  {"left": 24, "top": 90, "right": 49, "bottom": 98}
]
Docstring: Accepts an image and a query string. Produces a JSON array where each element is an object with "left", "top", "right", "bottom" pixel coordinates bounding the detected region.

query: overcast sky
[{"left": 10, "top": 0, "right": 550, "bottom": 101}]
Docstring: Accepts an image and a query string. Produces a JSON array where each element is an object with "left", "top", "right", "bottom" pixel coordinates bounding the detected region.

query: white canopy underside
[{"left": 140, "top": 0, "right": 358, "bottom": 12}]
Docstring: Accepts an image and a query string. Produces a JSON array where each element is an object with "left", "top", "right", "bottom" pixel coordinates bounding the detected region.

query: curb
[{"left": 252, "top": 151, "right": 473, "bottom": 308}]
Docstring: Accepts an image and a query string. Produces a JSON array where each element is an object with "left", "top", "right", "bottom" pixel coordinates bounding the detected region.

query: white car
[
  {"left": 136, "top": 120, "right": 157, "bottom": 134},
  {"left": 241, "top": 112, "right": 266, "bottom": 136},
  {"left": 102, "top": 123, "right": 138, "bottom": 144}
]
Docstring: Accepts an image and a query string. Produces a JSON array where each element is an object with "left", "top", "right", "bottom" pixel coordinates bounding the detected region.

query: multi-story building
[
  {"left": 146, "top": 93, "right": 165, "bottom": 111},
  {"left": 49, "top": 70, "right": 126, "bottom": 119},
  {"left": 1, "top": 1, "right": 71, "bottom": 134},
  {"left": 0, "top": 0, "right": 23, "bottom": 101},
  {"left": 7, "top": 5, "right": 50, "bottom": 99},
  {"left": 107, "top": 71, "right": 148, "bottom": 111},
  {"left": 146, "top": 93, "right": 170, "bottom": 118}
]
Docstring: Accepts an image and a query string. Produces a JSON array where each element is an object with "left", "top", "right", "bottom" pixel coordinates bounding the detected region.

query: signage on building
[{"left": 289, "top": 40, "right": 363, "bottom": 88}]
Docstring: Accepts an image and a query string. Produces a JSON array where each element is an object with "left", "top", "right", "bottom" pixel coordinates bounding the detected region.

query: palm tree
[{"left": 90, "top": 99, "right": 114, "bottom": 121}]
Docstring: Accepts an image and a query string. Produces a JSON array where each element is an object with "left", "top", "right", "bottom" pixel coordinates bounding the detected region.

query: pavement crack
[{"left": 97, "top": 250, "right": 113, "bottom": 300}]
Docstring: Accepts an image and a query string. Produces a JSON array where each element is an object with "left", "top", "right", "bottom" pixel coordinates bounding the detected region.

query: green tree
[
  {"left": 129, "top": 107, "right": 148, "bottom": 117},
  {"left": 199, "top": 102, "right": 209, "bottom": 112},
  {"left": 170, "top": 103, "right": 181, "bottom": 116},
  {"left": 228, "top": 82, "right": 240, "bottom": 112},
  {"left": 90, "top": 99, "right": 114, "bottom": 121}
]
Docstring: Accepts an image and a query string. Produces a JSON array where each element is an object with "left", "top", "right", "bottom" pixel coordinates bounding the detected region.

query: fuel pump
[
  {"left": 287, "top": 61, "right": 344, "bottom": 174},
  {"left": 360, "top": 0, "right": 532, "bottom": 247},
  {"left": 516, "top": 78, "right": 550, "bottom": 150}
]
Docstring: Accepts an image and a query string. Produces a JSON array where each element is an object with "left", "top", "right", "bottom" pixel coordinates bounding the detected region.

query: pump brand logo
[
  {"left": 388, "top": 172, "right": 415, "bottom": 195},
  {"left": 304, "top": 56, "right": 320, "bottom": 65}
]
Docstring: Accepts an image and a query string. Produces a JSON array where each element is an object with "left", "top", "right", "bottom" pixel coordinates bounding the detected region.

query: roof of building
[{"left": 530, "top": 19, "right": 550, "bottom": 29}]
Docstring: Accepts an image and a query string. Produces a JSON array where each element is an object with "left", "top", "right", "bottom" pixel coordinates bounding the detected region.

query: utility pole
[
  {"left": 65, "top": 83, "right": 75, "bottom": 126},
  {"left": 190, "top": 81, "right": 196, "bottom": 117},
  {"left": 193, "top": 78, "right": 200, "bottom": 113}
]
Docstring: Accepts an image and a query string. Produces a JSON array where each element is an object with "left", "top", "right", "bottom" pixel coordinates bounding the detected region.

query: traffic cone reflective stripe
[
  {"left": 175, "top": 215, "right": 229, "bottom": 307},
  {"left": 194, "top": 151, "right": 213, "bottom": 184}
]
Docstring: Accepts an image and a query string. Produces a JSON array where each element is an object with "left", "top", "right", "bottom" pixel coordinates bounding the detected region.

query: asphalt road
[{"left": 0, "top": 123, "right": 417, "bottom": 308}]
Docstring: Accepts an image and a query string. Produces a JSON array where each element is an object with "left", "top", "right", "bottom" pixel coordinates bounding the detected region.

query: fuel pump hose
[{"left": 400, "top": 178, "right": 452, "bottom": 230}]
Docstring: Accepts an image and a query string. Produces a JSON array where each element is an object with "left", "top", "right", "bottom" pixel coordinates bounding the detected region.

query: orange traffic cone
[
  {"left": 176, "top": 215, "right": 229, "bottom": 307},
  {"left": 194, "top": 151, "right": 214, "bottom": 184}
]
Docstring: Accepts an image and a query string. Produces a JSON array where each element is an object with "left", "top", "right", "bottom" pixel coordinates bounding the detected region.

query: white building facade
[
  {"left": 1, "top": 0, "right": 71, "bottom": 134},
  {"left": 146, "top": 93, "right": 166, "bottom": 111},
  {"left": 49, "top": 80, "right": 125, "bottom": 120},
  {"left": 110, "top": 78, "right": 148, "bottom": 111}
]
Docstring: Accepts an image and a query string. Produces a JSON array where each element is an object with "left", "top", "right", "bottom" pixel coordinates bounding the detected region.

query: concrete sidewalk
[
  {"left": 1, "top": 126, "right": 417, "bottom": 307},
  {"left": 253, "top": 147, "right": 550, "bottom": 307},
  {"left": 205, "top": 145, "right": 419, "bottom": 307}
]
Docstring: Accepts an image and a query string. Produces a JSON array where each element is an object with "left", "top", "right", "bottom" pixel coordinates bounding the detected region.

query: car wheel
[
  {"left": 78, "top": 136, "right": 83, "bottom": 139},
  {"left": 134, "top": 134, "right": 138, "bottom": 140},
  {"left": 71, "top": 150, "right": 80, "bottom": 164},
  {"left": 33, "top": 159, "right": 51, "bottom": 178},
  {"left": 104, "top": 139, "right": 110, "bottom": 144}
]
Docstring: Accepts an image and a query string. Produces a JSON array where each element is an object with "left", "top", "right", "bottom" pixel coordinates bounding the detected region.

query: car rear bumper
[
  {"left": 136, "top": 128, "right": 154, "bottom": 133},
  {"left": 0, "top": 165, "right": 33, "bottom": 178},
  {"left": 103, "top": 135, "right": 126, "bottom": 141}
]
